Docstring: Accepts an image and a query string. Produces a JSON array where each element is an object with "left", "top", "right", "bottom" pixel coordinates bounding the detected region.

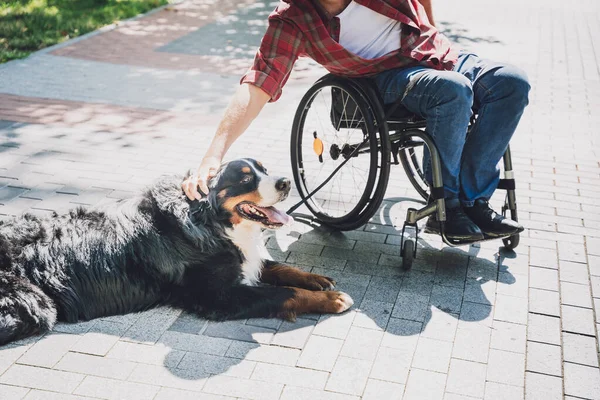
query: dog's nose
[{"left": 276, "top": 178, "right": 291, "bottom": 193}]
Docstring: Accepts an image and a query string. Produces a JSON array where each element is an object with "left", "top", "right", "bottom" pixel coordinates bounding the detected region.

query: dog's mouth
[{"left": 236, "top": 202, "right": 292, "bottom": 229}]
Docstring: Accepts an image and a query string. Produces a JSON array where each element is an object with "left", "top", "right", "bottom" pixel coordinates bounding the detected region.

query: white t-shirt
[{"left": 337, "top": 1, "right": 402, "bottom": 59}]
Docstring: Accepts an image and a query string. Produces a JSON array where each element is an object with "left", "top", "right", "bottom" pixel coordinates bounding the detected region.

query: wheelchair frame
[{"left": 288, "top": 74, "right": 520, "bottom": 269}]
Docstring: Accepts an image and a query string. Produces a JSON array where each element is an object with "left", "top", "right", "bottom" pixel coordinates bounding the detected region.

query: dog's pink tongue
[{"left": 260, "top": 206, "right": 292, "bottom": 225}]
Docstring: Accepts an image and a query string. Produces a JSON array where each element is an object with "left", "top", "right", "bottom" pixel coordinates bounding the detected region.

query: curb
[{"left": 0, "top": 0, "right": 185, "bottom": 66}]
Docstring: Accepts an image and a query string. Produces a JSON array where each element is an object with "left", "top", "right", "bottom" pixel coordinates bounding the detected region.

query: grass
[{"left": 0, "top": 0, "right": 171, "bottom": 63}]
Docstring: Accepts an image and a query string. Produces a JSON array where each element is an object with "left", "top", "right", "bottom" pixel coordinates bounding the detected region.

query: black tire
[
  {"left": 503, "top": 233, "right": 520, "bottom": 250},
  {"left": 290, "top": 75, "right": 391, "bottom": 231},
  {"left": 398, "top": 137, "right": 429, "bottom": 201},
  {"left": 401, "top": 239, "right": 415, "bottom": 270}
]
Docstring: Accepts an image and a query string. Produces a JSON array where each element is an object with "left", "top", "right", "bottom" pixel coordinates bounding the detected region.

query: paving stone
[
  {"left": 558, "top": 242, "right": 587, "bottom": 264},
  {"left": 245, "top": 318, "right": 283, "bottom": 331},
  {"left": 251, "top": 362, "right": 328, "bottom": 389},
  {"left": 529, "top": 266, "right": 559, "bottom": 291},
  {"left": 403, "top": 369, "right": 446, "bottom": 400},
  {"left": 445, "top": 358, "right": 486, "bottom": 398},
  {"left": 177, "top": 352, "right": 257, "bottom": 378},
  {"left": 203, "top": 375, "right": 283, "bottom": 400},
  {"left": 226, "top": 342, "right": 300, "bottom": 367},
  {"left": 461, "top": 301, "right": 494, "bottom": 326},
  {"left": 70, "top": 320, "right": 128, "bottom": 356},
  {"left": 560, "top": 281, "right": 593, "bottom": 308},
  {"left": 23, "top": 390, "right": 98, "bottom": 400},
  {"left": 0, "top": 364, "right": 84, "bottom": 394},
  {"left": 563, "top": 332, "right": 599, "bottom": 367},
  {"left": 353, "top": 299, "right": 393, "bottom": 331},
  {"left": 105, "top": 341, "right": 184, "bottom": 368},
  {"left": 527, "top": 314, "right": 561, "bottom": 345},
  {"left": 339, "top": 325, "right": 383, "bottom": 361},
  {"left": 411, "top": 337, "right": 453, "bottom": 373},
  {"left": 128, "top": 363, "right": 209, "bottom": 392},
  {"left": 362, "top": 379, "right": 403, "bottom": 400},
  {"left": 312, "top": 310, "right": 356, "bottom": 340},
  {"left": 74, "top": 375, "right": 159, "bottom": 400},
  {"left": 487, "top": 349, "right": 525, "bottom": 387},
  {"left": 563, "top": 362, "right": 600, "bottom": 400},
  {"left": 168, "top": 312, "right": 208, "bottom": 334},
  {"left": 399, "top": 271, "right": 435, "bottom": 295},
  {"left": 203, "top": 320, "right": 275, "bottom": 344},
  {"left": 0, "top": 384, "right": 29, "bottom": 400},
  {"left": 16, "top": 332, "right": 81, "bottom": 368},
  {"left": 380, "top": 318, "right": 421, "bottom": 351},
  {"left": 280, "top": 386, "right": 360, "bottom": 400},
  {"left": 270, "top": 318, "right": 315, "bottom": 349},
  {"left": 364, "top": 276, "right": 403, "bottom": 303},
  {"left": 392, "top": 292, "right": 430, "bottom": 322},
  {"left": 369, "top": 346, "right": 411, "bottom": 384},
  {"left": 430, "top": 285, "right": 463, "bottom": 314},
  {"left": 122, "top": 307, "right": 181, "bottom": 344},
  {"left": 452, "top": 322, "right": 491, "bottom": 363},
  {"left": 526, "top": 342, "right": 562, "bottom": 377},
  {"left": 153, "top": 387, "right": 234, "bottom": 400},
  {"left": 484, "top": 382, "right": 524, "bottom": 400},
  {"left": 325, "top": 356, "right": 372, "bottom": 396},
  {"left": 54, "top": 351, "right": 137, "bottom": 380},
  {"left": 529, "top": 247, "right": 558, "bottom": 269},
  {"left": 497, "top": 271, "right": 528, "bottom": 298},
  {"left": 559, "top": 260, "right": 591, "bottom": 284},
  {"left": 296, "top": 335, "right": 343, "bottom": 371},
  {"left": 158, "top": 331, "right": 232, "bottom": 356},
  {"left": 525, "top": 372, "right": 563, "bottom": 400},
  {"left": 491, "top": 320, "right": 527, "bottom": 353},
  {"left": 418, "top": 307, "right": 458, "bottom": 343},
  {"left": 463, "top": 277, "right": 496, "bottom": 305},
  {"left": 562, "top": 305, "right": 596, "bottom": 335}
]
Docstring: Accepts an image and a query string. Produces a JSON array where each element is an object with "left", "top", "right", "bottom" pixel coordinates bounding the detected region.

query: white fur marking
[{"left": 226, "top": 221, "right": 268, "bottom": 286}]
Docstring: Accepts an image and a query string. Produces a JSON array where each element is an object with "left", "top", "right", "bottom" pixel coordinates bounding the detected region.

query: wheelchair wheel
[
  {"left": 398, "top": 140, "right": 429, "bottom": 201},
  {"left": 291, "top": 76, "right": 391, "bottom": 231}
]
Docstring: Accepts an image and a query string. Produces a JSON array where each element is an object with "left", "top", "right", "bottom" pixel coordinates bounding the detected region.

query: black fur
[{"left": 0, "top": 159, "right": 298, "bottom": 346}]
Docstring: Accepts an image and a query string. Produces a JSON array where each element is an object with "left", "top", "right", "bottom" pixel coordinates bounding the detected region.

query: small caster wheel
[
  {"left": 401, "top": 239, "right": 415, "bottom": 271},
  {"left": 502, "top": 233, "right": 520, "bottom": 250}
]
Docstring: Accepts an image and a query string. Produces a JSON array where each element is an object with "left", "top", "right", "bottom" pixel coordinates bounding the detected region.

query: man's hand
[{"left": 182, "top": 156, "right": 221, "bottom": 200}]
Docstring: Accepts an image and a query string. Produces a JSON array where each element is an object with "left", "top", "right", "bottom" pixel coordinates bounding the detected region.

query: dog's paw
[
  {"left": 303, "top": 273, "right": 336, "bottom": 291},
  {"left": 328, "top": 291, "right": 354, "bottom": 313}
]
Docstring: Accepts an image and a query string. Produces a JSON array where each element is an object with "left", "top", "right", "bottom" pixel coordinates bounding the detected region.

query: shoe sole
[{"left": 423, "top": 225, "right": 485, "bottom": 241}]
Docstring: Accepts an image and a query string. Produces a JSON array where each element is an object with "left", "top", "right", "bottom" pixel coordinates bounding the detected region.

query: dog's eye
[{"left": 241, "top": 175, "right": 253, "bottom": 183}]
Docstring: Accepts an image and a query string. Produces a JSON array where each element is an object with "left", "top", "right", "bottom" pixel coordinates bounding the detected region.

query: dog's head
[{"left": 207, "top": 158, "right": 292, "bottom": 229}]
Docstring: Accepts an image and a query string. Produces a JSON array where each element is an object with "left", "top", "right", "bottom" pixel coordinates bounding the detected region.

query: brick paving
[{"left": 1, "top": 0, "right": 600, "bottom": 399}]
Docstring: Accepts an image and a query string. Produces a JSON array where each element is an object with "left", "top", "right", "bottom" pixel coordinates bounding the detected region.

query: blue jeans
[{"left": 373, "top": 53, "right": 530, "bottom": 207}]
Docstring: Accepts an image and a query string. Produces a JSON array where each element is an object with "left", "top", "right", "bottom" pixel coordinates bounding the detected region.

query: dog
[{"left": 0, "top": 158, "right": 353, "bottom": 346}]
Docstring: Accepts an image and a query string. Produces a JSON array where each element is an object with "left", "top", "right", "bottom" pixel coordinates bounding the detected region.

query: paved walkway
[{"left": 1, "top": 0, "right": 600, "bottom": 399}]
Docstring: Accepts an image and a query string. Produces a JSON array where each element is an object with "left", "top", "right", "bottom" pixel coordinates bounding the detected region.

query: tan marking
[
  {"left": 222, "top": 191, "right": 263, "bottom": 225},
  {"left": 261, "top": 263, "right": 335, "bottom": 291},
  {"left": 241, "top": 166, "right": 251, "bottom": 173},
  {"left": 278, "top": 289, "right": 353, "bottom": 320},
  {"left": 218, "top": 189, "right": 227, "bottom": 199},
  {"left": 256, "top": 161, "right": 263, "bottom": 168}
]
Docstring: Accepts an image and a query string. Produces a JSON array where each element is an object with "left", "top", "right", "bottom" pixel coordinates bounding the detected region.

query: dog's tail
[{"left": 0, "top": 273, "right": 57, "bottom": 346}]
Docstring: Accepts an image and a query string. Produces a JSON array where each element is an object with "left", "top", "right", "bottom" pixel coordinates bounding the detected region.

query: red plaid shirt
[{"left": 241, "top": 0, "right": 458, "bottom": 101}]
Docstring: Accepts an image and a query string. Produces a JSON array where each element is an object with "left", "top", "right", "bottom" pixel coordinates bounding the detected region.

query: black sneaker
[
  {"left": 425, "top": 205, "right": 485, "bottom": 242},
  {"left": 464, "top": 198, "right": 524, "bottom": 238}
]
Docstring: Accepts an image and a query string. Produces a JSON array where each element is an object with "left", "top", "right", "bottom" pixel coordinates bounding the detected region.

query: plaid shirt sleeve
[{"left": 241, "top": 17, "right": 303, "bottom": 102}]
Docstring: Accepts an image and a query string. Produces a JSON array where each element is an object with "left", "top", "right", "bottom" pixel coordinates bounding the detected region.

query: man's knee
[
  {"left": 427, "top": 71, "right": 473, "bottom": 108},
  {"left": 489, "top": 64, "right": 531, "bottom": 106}
]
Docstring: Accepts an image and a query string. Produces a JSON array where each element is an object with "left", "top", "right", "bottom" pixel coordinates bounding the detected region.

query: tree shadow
[{"left": 438, "top": 21, "right": 504, "bottom": 46}]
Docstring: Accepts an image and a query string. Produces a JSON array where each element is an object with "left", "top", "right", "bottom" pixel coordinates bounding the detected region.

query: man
[{"left": 183, "top": 0, "right": 530, "bottom": 241}]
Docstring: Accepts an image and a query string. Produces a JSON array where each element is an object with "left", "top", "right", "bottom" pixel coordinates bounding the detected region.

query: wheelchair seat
[{"left": 330, "top": 84, "right": 426, "bottom": 131}]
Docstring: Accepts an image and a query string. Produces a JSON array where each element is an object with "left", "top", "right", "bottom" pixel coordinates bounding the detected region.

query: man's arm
[
  {"left": 182, "top": 83, "right": 270, "bottom": 199},
  {"left": 417, "top": 0, "right": 435, "bottom": 26}
]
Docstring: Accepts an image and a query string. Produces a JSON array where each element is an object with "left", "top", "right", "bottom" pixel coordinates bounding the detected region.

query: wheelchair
[{"left": 288, "top": 74, "right": 520, "bottom": 270}]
